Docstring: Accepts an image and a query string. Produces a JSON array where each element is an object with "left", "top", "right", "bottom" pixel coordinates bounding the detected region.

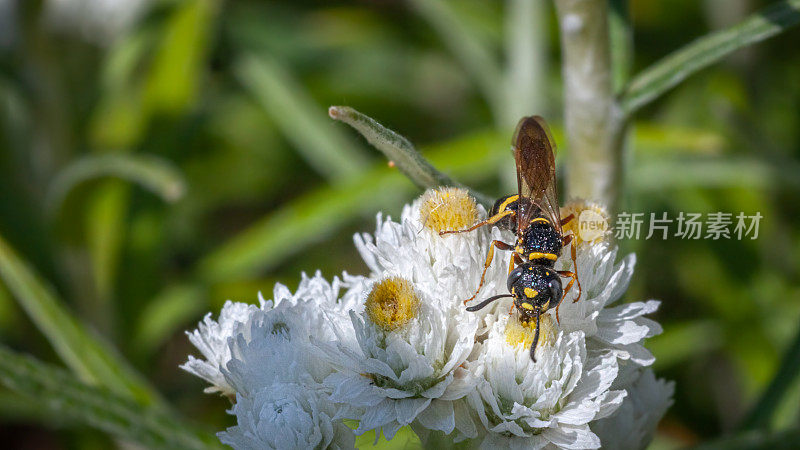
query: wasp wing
[{"left": 513, "top": 116, "right": 561, "bottom": 233}]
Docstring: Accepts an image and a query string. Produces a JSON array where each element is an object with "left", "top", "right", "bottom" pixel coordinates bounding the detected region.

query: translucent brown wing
[{"left": 513, "top": 116, "right": 561, "bottom": 233}]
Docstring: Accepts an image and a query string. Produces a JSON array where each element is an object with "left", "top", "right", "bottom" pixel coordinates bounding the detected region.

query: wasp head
[{"left": 507, "top": 263, "right": 562, "bottom": 320}]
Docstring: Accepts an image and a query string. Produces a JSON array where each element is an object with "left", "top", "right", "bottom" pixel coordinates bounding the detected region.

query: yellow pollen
[
  {"left": 520, "top": 302, "right": 534, "bottom": 310},
  {"left": 561, "top": 199, "right": 610, "bottom": 246},
  {"left": 504, "top": 313, "right": 555, "bottom": 349},
  {"left": 419, "top": 187, "right": 479, "bottom": 233},
  {"left": 365, "top": 277, "right": 420, "bottom": 331},
  {"left": 524, "top": 288, "right": 537, "bottom": 298}
]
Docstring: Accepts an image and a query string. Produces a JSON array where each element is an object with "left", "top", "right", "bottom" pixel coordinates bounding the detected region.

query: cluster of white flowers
[{"left": 182, "top": 188, "right": 673, "bottom": 449}]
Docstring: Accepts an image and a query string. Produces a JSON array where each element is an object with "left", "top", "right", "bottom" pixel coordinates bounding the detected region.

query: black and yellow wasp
[{"left": 441, "top": 116, "right": 581, "bottom": 361}]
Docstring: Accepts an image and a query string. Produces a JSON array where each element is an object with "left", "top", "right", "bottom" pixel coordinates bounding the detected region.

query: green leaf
[
  {"left": 0, "top": 233, "right": 164, "bottom": 408},
  {"left": 0, "top": 345, "right": 221, "bottom": 450},
  {"left": 234, "top": 54, "right": 371, "bottom": 181},
  {"left": 621, "top": 0, "right": 800, "bottom": 115},
  {"left": 46, "top": 153, "right": 187, "bottom": 216},
  {"left": 329, "top": 106, "right": 492, "bottom": 205},
  {"left": 197, "top": 128, "right": 504, "bottom": 282}
]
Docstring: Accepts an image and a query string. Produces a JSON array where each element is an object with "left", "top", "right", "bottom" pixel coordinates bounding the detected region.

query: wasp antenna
[
  {"left": 465, "top": 294, "right": 513, "bottom": 312},
  {"left": 530, "top": 308, "right": 541, "bottom": 362}
]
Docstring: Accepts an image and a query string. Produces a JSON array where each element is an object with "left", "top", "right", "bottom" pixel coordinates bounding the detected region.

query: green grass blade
[
  {"left": 328, "top": 106, "right": 492, "bottom": 205},
  {"left": 85, "top": 181, "right": 129, "bottom": 326},
  {"left": 46, "top": 153, "right": 187, "bottom": 216},
  {"left": 0, "top": 345, "right": 221, "bottom": 450},
  {"left": 630, "top": 157, "right": 800, "bottom": 191},
  {"left": 143, "top": 0, "right": 217, "bottom": 114},
  {"left": 197, "top": 129, "right": 504, "bottom": 282},
  {"left": 132, "top": 283, "right": 206, "bottom": 355},
  {"left": 0, "top": 233, "right": 164, "bottom": 408},
  {"left": 408, "top": 0, "right": 504, "bottom": 121},
  {"left": 45, "top": 153, "right": 185, "bottom": 307},
  {"left": 621, "top": 0, "right": 800, "bottom": 115},
  {"left": 692, "top": 428, "right": 800, "bottom": 450},
  {"left": 235, "top": 54, "right": 370, "bottom": 181},
  {"left": 739, "top": 325, "right": 800, "bottom": 430},
  {"left": 650, "top": 320, "right": 724, "bottom": 370}
]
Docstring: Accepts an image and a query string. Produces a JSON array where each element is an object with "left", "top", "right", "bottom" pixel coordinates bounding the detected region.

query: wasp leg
[
  {"left": 462, "top": 240, "right": 514, "bottom": 305},
  {"left": 568, "top": 238, "right": 582, "bottom": 302},
  {"left": 508, "top": 251, "right": 522, "bottom": 275},
  {"left": 557, "top": 269, "right": 581, "bottom": 317},
  {"left": 560, "top": 213, "right": 576, "bottom": 227},
  {"left": 439, "top": 209, "right": 514, "bottom": 236}
]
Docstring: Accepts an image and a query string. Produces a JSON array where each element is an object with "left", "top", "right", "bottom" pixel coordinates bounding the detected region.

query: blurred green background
[{"left": 1, "top": 0, "right": 799, "bottom": 448}]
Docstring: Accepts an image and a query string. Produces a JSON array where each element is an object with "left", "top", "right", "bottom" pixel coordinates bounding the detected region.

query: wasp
[{"left": 440, "top": 116, "right": 581, "bottom": 361}]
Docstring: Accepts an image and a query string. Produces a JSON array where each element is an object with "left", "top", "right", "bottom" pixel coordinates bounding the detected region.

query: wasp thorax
[
  {"left": 504, "top": 313, "right": 555, "bottom": 350},
  {"left": 419, "top": 187, "right": 479, "bottom": 233},
  {"left": 365, "top": 277, "right": 420, "bottom": 331},
  {"left": 561, "top": 199, "right": 610, "bottom": 246}
]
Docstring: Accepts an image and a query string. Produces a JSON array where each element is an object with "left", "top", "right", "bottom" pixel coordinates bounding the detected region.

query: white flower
[
  {"left": 205, "top": 273, "right": 365, "bottom": 449},
  {"left": 182, "top": 272, "right": 367, "bottom": 396},
  {"left": 553, "top": 243, "right": 663, "bottom": 367},
  {"left": 592, "top": 368, "right": 674, "bottom": 450},
  {"left": 467, "top": 313, "right": 626, "bottom": 449},
  {"left": 181, "top": 300, "right": 259, "bottom": 396},
  {"left": 343, "top": 192, "right": 668, "bottom": 448},
  {"left": 183, "top": 188, "right": 672, "bottom": 450},
  {"left": 314, "top": 192, "right": 495, "bottom": 441},
  {"left": 218, "top": 383, "right": 355, "bottom": 450},
  {"left": 318, "top": 277, "right": 480, "bottom": 441},
  {"left": 355, "top": 203, "right": 509, "bottom": 313}
]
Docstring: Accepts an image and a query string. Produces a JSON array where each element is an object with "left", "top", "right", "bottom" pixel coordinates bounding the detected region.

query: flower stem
[{"left": 555, "top": 0, "right": 625, "bottom": 213}]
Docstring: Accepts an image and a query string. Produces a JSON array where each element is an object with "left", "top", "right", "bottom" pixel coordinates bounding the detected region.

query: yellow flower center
[
  {"left": 365, "top": 277, "right": 420, "bottom": 331},
  {"left": 504, "top": 313, "right": 555, "bottom": 350},
  {"left": 561, "top": 199, "right": 610, "bottom": 246},
  {"left": 419, "top": 187, "right": 479, "bottom": 233}
]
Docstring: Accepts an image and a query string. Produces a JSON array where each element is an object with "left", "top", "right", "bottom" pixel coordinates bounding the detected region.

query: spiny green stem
[{"left": 328, "top": 106, "right": 493, "bottom": 206}]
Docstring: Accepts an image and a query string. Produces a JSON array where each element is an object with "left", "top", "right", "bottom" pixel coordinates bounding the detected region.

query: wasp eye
[
  {"left": 548, "top": 278, "right": 563, "bottom": 305},
  {"left": 507, "top": 266, "right": 524, "bottom": 292}
]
